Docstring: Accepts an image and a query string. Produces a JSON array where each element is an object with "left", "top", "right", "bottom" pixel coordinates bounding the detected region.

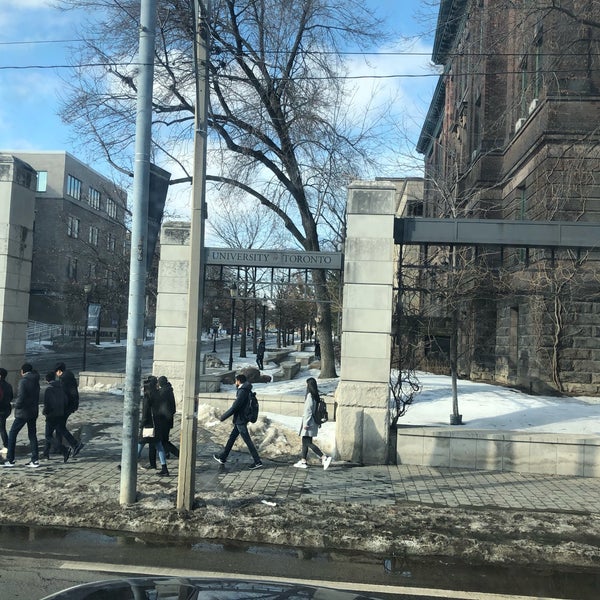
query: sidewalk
[{"left": 4, "top": 390, "right": 600, "bottom": 515}]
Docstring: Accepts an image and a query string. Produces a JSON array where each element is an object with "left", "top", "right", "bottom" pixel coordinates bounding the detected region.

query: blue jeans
[
  {"left": 7, "top": 417, "right": 38, "bottom": 463},
  {"left": 220, "top": 423, "right": 261, "bottom": 464},
  {"left": 138, "top": 440, "right": 166, "bottom": 465}
]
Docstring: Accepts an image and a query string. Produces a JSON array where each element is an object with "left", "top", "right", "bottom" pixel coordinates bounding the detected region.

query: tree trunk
[{"left": 312, "top": 269, "right": 337, "bottom": 379}]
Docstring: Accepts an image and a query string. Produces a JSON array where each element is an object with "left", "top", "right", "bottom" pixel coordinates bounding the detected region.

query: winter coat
[
  {"left": 299, "top": 392, "right": 319, "bottom": 437},
  {"left": 14, "top": 370, "right": 40, "bottom": 421},
  {"left": 43, "top": 380, "right": 69, "bottom": 418},
  {"left": 256, "top": 340, "right": 265, "bottom": 359},
  {"left": 140, "top": 386, "right": 171, "bottom": 443},
  {"left": 220, "top": 381, "right": 252, "bottom": 425},
  {"left": 157, "top": 380, "right": 176, "bottom": 429},
  {"left": 59, "top": 369, "right": 79, "bottom": 414},
  {"left": 0, "top": 379, "right": 13, "bottom": 418}
]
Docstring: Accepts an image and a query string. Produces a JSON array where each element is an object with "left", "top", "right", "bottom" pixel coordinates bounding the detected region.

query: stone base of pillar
[{"left": 334, "top": 380, "right": 390, "bottom": 465}]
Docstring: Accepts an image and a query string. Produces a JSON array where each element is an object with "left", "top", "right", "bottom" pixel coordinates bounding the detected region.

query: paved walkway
[{"left": 3, "top": 391, "right": 600, "bottom": 515}]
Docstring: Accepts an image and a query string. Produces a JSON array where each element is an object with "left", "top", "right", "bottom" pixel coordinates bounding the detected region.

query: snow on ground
[{"left": 34, "top": 335, "right": 600, "bottom": 438}]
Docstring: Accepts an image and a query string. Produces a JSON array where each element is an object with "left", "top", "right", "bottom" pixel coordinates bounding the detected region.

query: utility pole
[
  {"left": 119, "top": 0, "right": 157, "bottom": 505},
  {"left": 177, "top": 0, "right": 211, "bottom": 511}
]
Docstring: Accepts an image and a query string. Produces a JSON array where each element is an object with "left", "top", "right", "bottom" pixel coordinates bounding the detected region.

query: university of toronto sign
[{"left": 205, "top": 247, "right": 343, "bottom": 270}]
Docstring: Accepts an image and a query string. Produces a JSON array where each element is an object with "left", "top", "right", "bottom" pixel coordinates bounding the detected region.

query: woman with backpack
[{"left": 293, "top": 377, "right": 332, "bottom": 470}]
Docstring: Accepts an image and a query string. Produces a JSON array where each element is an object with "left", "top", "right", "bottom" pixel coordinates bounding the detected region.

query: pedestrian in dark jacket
[
  {"left": 213, "top": 374, "right": 262, "bottom": 470},
  {"left": 256, "top": 338, "right": 265, "bottom": 370},
  {"left": 3, "top": 363, "right": 40, "bottom": 468},
  {"left": 138, "top": 376, "right": 170, "bottom": 476},
  {"left": 42, "top": 372, "right": 79, "bottom": 463},
  {"left": 0, "top": 367, "right": 14, "bottom": 452},
  {"left": 54, "top": 362, "right": 84, "bottom": 457},
  {"left": 157, "top": 376, "right": 179, "bottom": 458}
]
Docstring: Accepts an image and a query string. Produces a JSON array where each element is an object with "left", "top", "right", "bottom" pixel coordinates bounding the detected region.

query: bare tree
[{"left": 55, "top": 0, "right": 394, "bottom": 378}]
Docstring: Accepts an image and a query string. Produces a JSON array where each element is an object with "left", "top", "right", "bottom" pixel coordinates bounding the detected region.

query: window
[
  {"left": 36, "top": 171, "right": 48, "bottom": 192},
  {"left": 407, "top": 200, "right": 424, "bottom": 217},
  {"left": 88, "top": 186, "right": 101, "bottom": 209},
  {"left": 67, "top": 175, "right": 82, "bottom": 200},
  {"left": 88, "top": 263, "right": 97, "bottom": 279},
  {"left": 107, "top": 233, "right": 116, "bottom": 252},
  {"left": 89, "top": 226, "right": 99, "bottom": 246},
  {"left": 106, "top": 198, "right": 117, "bottom": 219},
  {"left": 67, "top": 257, "right": 78, "bottom": 281},
  {"left": 67, "top": 216, "right": 80, "bottom": 239}
]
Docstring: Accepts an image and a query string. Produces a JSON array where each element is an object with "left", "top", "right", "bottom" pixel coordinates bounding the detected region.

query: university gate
[{"left": 154, "top": 183, "right": 600, "bottom": 469}]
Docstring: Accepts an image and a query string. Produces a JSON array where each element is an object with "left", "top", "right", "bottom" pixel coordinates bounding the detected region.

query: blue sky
[{"left": 0, "top": 0, "right": 438, "bottom": 214}]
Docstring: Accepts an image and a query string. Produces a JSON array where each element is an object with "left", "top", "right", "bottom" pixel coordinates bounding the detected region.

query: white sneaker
[
  {"left": 26, "top": 461, "right": 40, "bottom": 468},
  {"left": 322, "top": 455, "right": 332, "bottom": 470},
  {"left": 293, "top": 460, "right": 308, "bottom": 469},
  {"left": 2, "top": 460, "right": 15, "bottom": 467}
]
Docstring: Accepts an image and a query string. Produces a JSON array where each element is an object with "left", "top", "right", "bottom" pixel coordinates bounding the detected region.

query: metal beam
[{"left": 395, "top": 218, "right": 600, "bottom": 250}]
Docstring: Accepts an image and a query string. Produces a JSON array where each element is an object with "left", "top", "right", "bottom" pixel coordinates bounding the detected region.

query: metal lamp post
[
  {"left": 212, "top": 325, "right": 218, "bottom": 353},
  {"left": 82, "top": 283, "right": 93, "bottom": 371},
  {"left": 261, "top": 295, "right": 267, "bottom": 341},
  {"left": 228, "top": 283, "right": 237, "bottom": 370}
]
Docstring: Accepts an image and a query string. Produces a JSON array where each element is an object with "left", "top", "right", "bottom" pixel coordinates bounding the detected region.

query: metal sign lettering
[{"left": 205, "top": 248, "right": 342, "bottom": 270}]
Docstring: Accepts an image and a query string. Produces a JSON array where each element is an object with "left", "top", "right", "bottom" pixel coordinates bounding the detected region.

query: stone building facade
[{"left": 417, "top": 0, "right": 600, "bottom": 395}]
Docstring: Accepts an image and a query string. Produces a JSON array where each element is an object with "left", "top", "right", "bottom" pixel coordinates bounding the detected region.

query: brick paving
[{"left": 2, "top": 390, "right": 600, "bottom": 515}]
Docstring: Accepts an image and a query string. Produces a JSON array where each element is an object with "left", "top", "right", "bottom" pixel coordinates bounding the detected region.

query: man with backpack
[{"left": 213, "top": 373, "right": 263, "bottom": 470}]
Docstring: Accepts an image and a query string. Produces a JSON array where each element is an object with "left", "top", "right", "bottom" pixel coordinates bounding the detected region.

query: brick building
[
  {"left": 6, "top": 151, "right": 129, "bottom": 334},
  {"left": 416, "top": 0, "right": 600, "bottom": 395}
]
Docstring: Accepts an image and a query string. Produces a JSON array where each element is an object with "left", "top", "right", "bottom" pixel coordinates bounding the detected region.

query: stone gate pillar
[
  {"left": 335, "top": 181, "right": 396, "bottom": 464},
  {"left": 0, "top": 155, "right": 36, "bottom": 387}
]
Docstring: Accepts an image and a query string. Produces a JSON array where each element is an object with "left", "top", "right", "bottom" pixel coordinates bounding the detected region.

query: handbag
[{"left": 142, "top": 426, "right": 155, "bottom": 438}]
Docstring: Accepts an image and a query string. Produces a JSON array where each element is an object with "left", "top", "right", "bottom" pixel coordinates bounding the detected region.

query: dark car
[{"left": 40, "top": 576, "right": 385, "bottom": 599}]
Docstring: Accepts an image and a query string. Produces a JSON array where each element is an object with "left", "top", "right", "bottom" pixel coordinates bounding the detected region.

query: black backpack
[
  {"left": 245, "top": 390, "right": 259, "bottom": 423},
  {"left": 313, "top": 396, "right": 328, "bottom": 427}
]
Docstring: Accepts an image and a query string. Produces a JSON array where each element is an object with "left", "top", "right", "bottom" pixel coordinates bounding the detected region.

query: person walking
[
  {"left": 214, "top": 373, "right": 262, "bottom": 470},
  {"left": 3, "top": 363, "right": 40, "bottom": 468},
  {"left": 138, "top": 376, "right": 170, "bottom": 476},
  {"left": 41, "top": 372, "right": 74, "bottom": 463},
  {"left": 256, "top": 338, "right": 265, "bottom": 370},
  {"left": 0, "top": 367, "right": 14, "bottom": 456},
  {"left": 156, "top": 376, "right": 179, "bottom": 458},
  {"left": 54, "top": 362, "right": 84, "bottom": 457},
  {"left": 293, "top": 377, "right": 332, "bottom": 470}
]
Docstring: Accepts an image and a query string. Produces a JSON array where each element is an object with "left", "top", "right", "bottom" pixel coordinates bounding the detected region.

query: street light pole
[
  {"left": 261, "top": 296, "right": 267, "bottom": 342},
  {"left": 82, "top": 283, "right": 93, "bottom": 371},
  {"left": 228, "top": 283, "right": 237, "bottom": 370},
  {"left": 212, "top": 327, "right": 217, "bottom": 353}
]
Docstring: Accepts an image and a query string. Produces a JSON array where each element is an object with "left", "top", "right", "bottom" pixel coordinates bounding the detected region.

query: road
[
  {"left": 0, "top": 525, "right": 580, "bottom": 600},
  {"left": 26, "top": 342, "right": 154, "bottom": 378}
]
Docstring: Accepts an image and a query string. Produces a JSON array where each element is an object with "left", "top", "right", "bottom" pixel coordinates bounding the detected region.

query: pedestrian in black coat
[
  {"left": 3, "top": 363, "right": 40, "bottom": 467},
  {"left": 213, "top": 374, "right": 262, "bottom": 470},
  {"left": 42, "top": 372, "right": 78, "bottom": 463},
  {"left": 256, "top": 338, "right": 265, "bottom": 370},
  {"left": 54, "top": 362, "right": 84, "bottom": 457},
  {"left": 138, "top": 376, "right": 170, "bottom": 476}
]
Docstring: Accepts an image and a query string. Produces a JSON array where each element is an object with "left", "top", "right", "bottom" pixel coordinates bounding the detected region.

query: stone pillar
[
  {"left": 0, "top": 156, "right": 36, "bottom": 387},
  {"left": 152, "top": 222, "right": 191, "bottom": 404},
  {"left": 335, "top": 181, "right": 396, "bottom": 464}
]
